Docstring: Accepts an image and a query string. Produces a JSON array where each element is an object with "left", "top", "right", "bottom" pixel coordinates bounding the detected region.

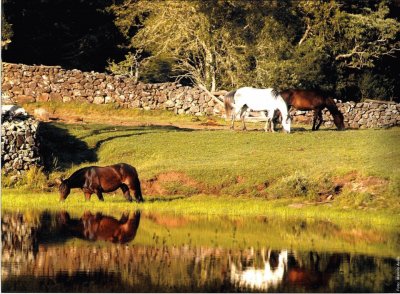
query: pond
[{"left": 2, "top": 209, "right": 399, "bottom": 292}]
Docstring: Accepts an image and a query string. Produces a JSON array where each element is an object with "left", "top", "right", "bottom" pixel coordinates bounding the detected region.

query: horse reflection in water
[
  {"left": 230, "top": 249, "right": 288, "bottom": 291},
  {"left": 58, "top": 211, "right": 141, "bottom": 244},
  {"left": 230, "top": 249, "right": 344, "bottom": 291},
  {"left": 286, "top": 252, "right": 343, "bottom": 290}
]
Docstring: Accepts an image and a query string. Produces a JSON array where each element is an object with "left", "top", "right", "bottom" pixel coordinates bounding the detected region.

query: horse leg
[
  {"left": 96, "top": 191, "right": 104, "bottom": 201},
  {"left": 270, "top": 118, "right": 275, "bottom": 133},
  {"left": 84, "top": 192, "right": 92, "bottom": 201},
  {"left": 267, "top": 112, "right": 275, "bottom": 133},
  {"left": 129, "top": 177, "right": 144, "bottom": 203},
  {"left": 312, "top": 111, "right": 319, "bottom": 131},
  {"left": 120, "top": 184, "right": 133, "bottom": 202},
  {"left": 263, "top": 111, "right": 269, "bottom": 132},
  {"left": 315, "top": 110, "right": 323, "bottom": 130},
  {"left": 239, "top": 106, "right": 248, "bottom": 131}
]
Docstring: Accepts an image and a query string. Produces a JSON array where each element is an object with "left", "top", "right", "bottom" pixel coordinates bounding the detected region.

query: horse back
[
  {"left": 281, "top": 89, "right": 327, "bottom": 110},
  {"left": 235, "top": 87, "right": 278, "bottom": 111},
  {"left": 95, "top": 163, "right": 138, "bottom": 191}
]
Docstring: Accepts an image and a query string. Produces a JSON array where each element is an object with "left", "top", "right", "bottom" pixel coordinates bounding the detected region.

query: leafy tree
[
  {"left": 108, "top": 0, "right": 266, "bottom": 91},
  {"left": 1, "top": 0, "right": 13, "bottom": 48}
]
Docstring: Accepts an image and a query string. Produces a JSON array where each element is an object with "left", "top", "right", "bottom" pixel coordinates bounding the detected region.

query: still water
[{"left": 2, "top": 210, "right": 399, "bottom": 292}]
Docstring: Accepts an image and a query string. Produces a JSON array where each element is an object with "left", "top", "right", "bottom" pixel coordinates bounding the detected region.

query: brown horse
[
  {"left": 280, "top": 89, "right": 345, "bottom": 131},
  {"left": 58, "top": 210, "right": 141, "bottom": 244},
  {"left": 58, "top": 163, "right": 143, "bottom": 202}
]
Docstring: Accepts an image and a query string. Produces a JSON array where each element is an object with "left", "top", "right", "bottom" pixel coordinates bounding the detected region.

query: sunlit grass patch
[{"left": 2, "top": 118, "right": 399, "bottom": 222}]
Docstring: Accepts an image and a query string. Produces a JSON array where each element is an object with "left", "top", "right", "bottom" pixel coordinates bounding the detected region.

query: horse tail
[
  {"left": 224, "top": 90, "right": 236, "bottom": 118},
  {"left": 325, "top": 97, "right": 345, "bottom": 130}
]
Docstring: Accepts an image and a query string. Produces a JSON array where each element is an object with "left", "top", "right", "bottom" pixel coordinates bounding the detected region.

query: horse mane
[
  {"left": 65, "top": 166, "right": 91, "bottom": 187},
  {"left": 271, "top": 88, "right": 280, "bottom": 97},
  {"left": 224, "top": 90, "right": 237, "bottom": 117}
]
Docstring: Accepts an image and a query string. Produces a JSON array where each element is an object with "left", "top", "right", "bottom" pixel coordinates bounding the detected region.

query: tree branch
[{"left": 298, "top": 21, "right": 311, "bottom": 46}]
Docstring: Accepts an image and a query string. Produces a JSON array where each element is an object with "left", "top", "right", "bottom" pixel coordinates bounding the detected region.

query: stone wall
[
  {"left": 2, "top": 62, "right": 399, "bottom": 129},
  {"left": 1, "top": 62, "right": 223, "bottom": 116},
  {"left": 1, "top": 107, "right": 41, "bottom": 174},
  {"left": 292, "top": 100, "right": 400, "bottom": 129}
]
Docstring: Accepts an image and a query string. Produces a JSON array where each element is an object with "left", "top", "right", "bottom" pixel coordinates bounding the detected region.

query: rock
[
  {"left": 33, "top": 108, "right": 50, "bottom": 121},
  {"left": 93, "top": 96, "right": 105, "bottom": 104}
]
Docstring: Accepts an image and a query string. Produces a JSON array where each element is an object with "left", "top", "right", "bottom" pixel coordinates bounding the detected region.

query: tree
[
  {"left": 108, "top": 0, "right": 255, "bottom": 91},
  {"left": 108, "top": 0, "right": 400, "bottom": 100}
]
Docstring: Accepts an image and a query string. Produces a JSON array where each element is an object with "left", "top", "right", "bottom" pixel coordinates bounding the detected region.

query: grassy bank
[
  {"left": 2, "top": 190, "right": 399, "bottom": 228},
  {"left": 2, "top": 102, "right": 400, "bottom": 226}
]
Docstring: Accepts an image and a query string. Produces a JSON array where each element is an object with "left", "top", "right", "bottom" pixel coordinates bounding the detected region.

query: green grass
[
  {"left": 2, "top": 103, "right": 400, "bottom": 228},
  {"left": 2, "top": 189, "right": 399, "bottom": 227},
  {"left": 26, "top": 122, "right": 400, "bottom": 210}
]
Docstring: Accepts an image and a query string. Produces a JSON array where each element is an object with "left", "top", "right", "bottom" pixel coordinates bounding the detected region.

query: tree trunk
[{"left": 205, "top": 46, "right": 216, "bottom": 92}]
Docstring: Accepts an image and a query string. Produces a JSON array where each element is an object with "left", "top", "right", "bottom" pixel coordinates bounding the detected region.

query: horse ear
[{"left": 54, "top": 178, "right": 63, "bottom": 186}]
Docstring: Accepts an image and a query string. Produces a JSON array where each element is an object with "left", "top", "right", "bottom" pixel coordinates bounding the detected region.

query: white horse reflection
[{"left": 230, "top": 249, "right": 288, "bottom": 291}]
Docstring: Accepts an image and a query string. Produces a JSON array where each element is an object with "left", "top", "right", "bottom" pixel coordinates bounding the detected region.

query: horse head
[
  {"left": 282, "top": 115, "right": 291, "bottom": 133},
  {"left": 333, "top": 112, "right": 345, "bottom": 131},
  {"left": 59, "top": 180, "right": 71, "bottom": 201}
]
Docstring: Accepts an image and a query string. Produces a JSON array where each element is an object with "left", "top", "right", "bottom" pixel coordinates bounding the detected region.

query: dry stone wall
[
  {"left": 2, "top": 62, "right": 222, "bottom": 116},
  {"left": 1, "top": 108, "right": 41, "bottom": 174},
  {"left": 291, "top": 100, "right": 400, "bottom": 129},
  {"left": 2, "top": 62, "right": 399, "bottom": 129}
]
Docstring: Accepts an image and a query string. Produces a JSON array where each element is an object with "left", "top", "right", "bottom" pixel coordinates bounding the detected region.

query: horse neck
[
  {"left": 66, "top": 168, "right": 87, "bottom": 188},
  {"left": 325, "top": 97, "right": 340, "bottom": 114},
  {"left": 276, "top": 96, "right": 288, "bottom": 117}
]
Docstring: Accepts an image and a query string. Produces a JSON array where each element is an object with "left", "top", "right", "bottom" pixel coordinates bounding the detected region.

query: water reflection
[
  {"left": 1, "top": 210, "right": 398, "bottom": 292},
  {"left": 286, "top": 252, "right": 343, "bottom": 290},
  {"left": 58, "top": 211, "right": 141, "bottom": 243},
  {"left": 230, "top": 249, "right": 288, "bottom": 291}
]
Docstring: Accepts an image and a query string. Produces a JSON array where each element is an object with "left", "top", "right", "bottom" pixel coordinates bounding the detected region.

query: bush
[
  {"left": 2, "top": 166, "right": 48, "bottom": 190},
  {"left": 268, "top": 172, "right": 335, "bottom": 201}
]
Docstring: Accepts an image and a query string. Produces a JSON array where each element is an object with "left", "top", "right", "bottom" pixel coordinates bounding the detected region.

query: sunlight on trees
[{"left": 107, "top": 0, "right": 399, "bottom": 100}]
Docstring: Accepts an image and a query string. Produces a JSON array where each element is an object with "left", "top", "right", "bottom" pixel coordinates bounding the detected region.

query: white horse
[{"left": 224, "top": 87, "right": 291, "bottom": 133}]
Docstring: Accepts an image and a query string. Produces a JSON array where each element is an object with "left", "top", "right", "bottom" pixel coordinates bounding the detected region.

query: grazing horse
[
  {"left": 58, "top": 163, "right": 143, "bottom": 202},
  {"left": 224, "top": 87, "right": 291, "bottom": 133},
  {"left": 57, "top": 210, "right": 141, "bottom": 244},
  {"left": 280, "top": 89, "right": 345, "bottom": 131}
]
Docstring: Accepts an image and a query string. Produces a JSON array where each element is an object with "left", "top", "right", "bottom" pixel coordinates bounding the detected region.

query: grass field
[{"left": 2, "top": 102, "right": 400, "bottom": 227}]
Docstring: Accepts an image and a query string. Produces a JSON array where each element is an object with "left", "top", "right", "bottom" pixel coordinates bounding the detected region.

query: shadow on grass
[
  {"left": 38, "top": 123, "right": 194, "bottom": 172},
  {"left": 145, "top": 195, "right": 189, "bottom": 203},
  {"left": 38, "top": 122, "right": 98, "bottom": 172}
]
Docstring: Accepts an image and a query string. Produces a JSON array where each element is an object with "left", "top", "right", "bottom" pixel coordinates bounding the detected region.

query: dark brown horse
[
  {"left": 58, "top": 210, "right": 141, "bottom": 244},
  {"left": 58, "top": 163, "right": 143, "bottom": 202},
  {"left": 280, "top": 89, "right": 345, "bottom": 131}
]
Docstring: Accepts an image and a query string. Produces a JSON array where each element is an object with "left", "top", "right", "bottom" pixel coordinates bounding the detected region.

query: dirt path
[{"left": 32, "top": 108, "right": 272, "bottom": 132}]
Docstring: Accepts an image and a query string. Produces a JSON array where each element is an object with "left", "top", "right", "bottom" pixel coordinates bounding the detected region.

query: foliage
[
  {"left": 1, "top": 11, "right": 13, "bottom": 48},
  {"left": 2, "top": 166, "right": 48, "bottom": 190},
  {"left": 107, "top": 0, "right": 400, "bottom": 100}
]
